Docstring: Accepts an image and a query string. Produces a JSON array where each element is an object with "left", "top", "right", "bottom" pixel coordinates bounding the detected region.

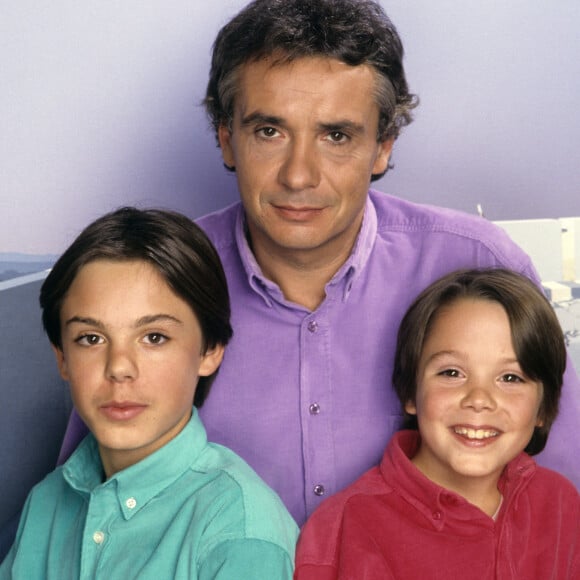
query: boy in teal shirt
[{"left": 1, "top": 207, "right": 298, "bottom": 579}]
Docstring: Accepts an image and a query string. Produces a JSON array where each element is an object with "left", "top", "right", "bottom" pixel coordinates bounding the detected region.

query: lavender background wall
[{"left": 1, "top": 0, "right": 579, "bottom": 257}]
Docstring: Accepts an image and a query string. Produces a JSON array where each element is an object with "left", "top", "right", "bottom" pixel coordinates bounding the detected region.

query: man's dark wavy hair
[{"left": 204, "top": 0, "right": 418, "bottom": 179}]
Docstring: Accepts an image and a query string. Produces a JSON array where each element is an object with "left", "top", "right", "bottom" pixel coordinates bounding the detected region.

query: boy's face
[
  {"left": 406, "top": 297, "right": 543, "bottom": 492},
  {"left": 53, "top": 259, "right": 224, "bottom": 477}
]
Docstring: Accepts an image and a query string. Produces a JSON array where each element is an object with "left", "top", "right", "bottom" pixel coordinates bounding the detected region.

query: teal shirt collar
[{"left": 62, "top": 408, "right": 208, "bottom": 521}]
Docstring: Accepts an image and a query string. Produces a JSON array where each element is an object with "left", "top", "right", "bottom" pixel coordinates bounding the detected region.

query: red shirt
[{"left": 295, "top": 430, "right": 579, "bottom": 579}]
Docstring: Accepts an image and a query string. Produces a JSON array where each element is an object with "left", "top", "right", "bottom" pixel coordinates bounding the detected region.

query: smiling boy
[
  {"left": 0, "top": 208, "right": 298, "bottom": 579},
  {"left": 295, "top": 269, "right": 579, "bottom": 579}
]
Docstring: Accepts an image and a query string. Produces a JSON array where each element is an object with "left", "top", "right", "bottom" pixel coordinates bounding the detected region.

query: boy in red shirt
[{"left": 295, "top": 268, "right": 579, "bottom": 579}]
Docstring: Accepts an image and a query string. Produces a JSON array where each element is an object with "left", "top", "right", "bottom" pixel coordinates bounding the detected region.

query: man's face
[
  {"left": 53, "top": 259, "right": 224, "bottom": 477},
  {"left": 219, "top": 56, "right": 393, "bottom": 266}
]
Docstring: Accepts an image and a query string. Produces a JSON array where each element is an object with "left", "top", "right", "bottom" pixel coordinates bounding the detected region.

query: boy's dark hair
[
  {"left": 40, "top": 207, "right": 233, "bottom": 408},
  {"left": 392, "top": 268, "right": 566, "bottom": 455},
  {"left": 204, "top": 0, "right": 418, "bottom": 178}
]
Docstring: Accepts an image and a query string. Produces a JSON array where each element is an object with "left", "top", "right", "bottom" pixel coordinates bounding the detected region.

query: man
[{"left": 60, "top": 0, "right": 580, "bottom": 526}]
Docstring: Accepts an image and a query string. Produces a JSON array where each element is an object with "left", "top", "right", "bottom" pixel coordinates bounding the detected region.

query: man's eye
[
  {"left": 257, "top": 127, "right": 279, "bottom": 138},
  {"left": 76, "top": 334, "right": 103, "bottom": 346},
  {"left": 143, "top": 333, "right": 168, "bottom": 345},
  {"left": 327, "top": 131, "right": 348, "bottom": 144}
]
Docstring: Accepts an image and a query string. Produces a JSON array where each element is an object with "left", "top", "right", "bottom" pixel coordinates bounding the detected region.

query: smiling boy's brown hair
[{"left": 392, "top": 268, "right": 566, "bottom": 455}]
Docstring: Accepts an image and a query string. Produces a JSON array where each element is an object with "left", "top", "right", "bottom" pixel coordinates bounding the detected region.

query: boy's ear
[
  {"left": 51, "top": 345, "right": 70, "bottom": 381},
  {"left": 198, "top": 344, "right": 225, "bottom": 377},
  {"left": 404, "top": 399, "right": 417, "bottom": 415}
]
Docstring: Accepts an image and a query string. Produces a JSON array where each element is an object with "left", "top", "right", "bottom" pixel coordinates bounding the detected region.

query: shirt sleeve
[
  {"left": 197, "top": 538, "right": 295, "bottom": 580},
  {"left": 0, "top": 489, "right": 33, "bottom": 577}
]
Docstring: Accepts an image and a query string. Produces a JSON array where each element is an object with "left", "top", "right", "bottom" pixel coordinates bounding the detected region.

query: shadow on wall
[{"left": 0, "top": 276, "right": 72, "bottom": 562}]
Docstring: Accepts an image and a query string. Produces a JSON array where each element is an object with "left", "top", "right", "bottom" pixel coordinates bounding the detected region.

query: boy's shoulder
[
  {"left": 195, "top": 441, "right": 299, "bottom": 525},
  {"left": 183, "top": 439, "right": 299, "bottom": 557},
  {"left": 526, "top": 463, "right": 579, "bottom": 501}
]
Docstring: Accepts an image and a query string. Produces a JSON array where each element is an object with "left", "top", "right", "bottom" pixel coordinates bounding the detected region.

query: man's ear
[
  {"left": 198, "top": 344, "right": 226, "bottom": 377},
  {"left": 51, "top": 345, "right": 70, "bottom": 381},
  {"left": 404, "top": 399, "right": 417, "bottom": 415},
  {"left": 371, "top": 137, "right": 394, "bottom": 176},
  {"left": 217, "top": 124, "right": 235, "bottom": 169}
]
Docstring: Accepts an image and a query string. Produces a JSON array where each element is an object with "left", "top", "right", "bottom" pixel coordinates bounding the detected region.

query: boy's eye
[
  {"left": 439, "top": 368, "right": 460, "bottom": 378},
  {"left": 76, "top": 334, "right": 103, "bottom": 346},
  {"left": 500, "top": 373, "right": 524, "bottom": 383},
  {"left": 143, "top": 333, "right": 168, "bottom": 345}
]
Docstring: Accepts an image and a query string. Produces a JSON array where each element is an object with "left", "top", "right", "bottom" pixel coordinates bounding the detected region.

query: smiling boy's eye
[
  {"left": 439, "top": 368, "right": 460, "bottom": 378},
  {"left": 501, "top": 373, "right": 524, "bottom": 383}
]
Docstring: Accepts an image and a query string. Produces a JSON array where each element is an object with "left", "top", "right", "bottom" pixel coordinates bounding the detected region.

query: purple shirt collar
[{"left": 234, "top": 197, "right": 378, "bottom": 309}]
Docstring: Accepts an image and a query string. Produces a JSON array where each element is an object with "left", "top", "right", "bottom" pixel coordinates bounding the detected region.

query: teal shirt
[{"left": 0, "top": 410, "right": 298, "bottom": 579}]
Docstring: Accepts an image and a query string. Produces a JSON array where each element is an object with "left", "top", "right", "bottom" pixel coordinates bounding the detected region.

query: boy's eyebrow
[
  {"left": 135, "top": 314, "right": 183, "bottom": 327},
  {"left": 424, "top": 350, "right": 521, "bottom": 366},
  {"left": 64, "top": 314, "right": 183, "bottom": 328},
  {"left": 65, "top": 316, "right": 104, "bottom": 328}
]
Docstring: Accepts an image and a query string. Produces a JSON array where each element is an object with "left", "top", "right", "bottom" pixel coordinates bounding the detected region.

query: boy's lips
[
  {"left": 99, "top": 401, "right": 148, "bottom": 421},
  {"left": 452, "top": 425, "right": 501, "bottom": 445}
]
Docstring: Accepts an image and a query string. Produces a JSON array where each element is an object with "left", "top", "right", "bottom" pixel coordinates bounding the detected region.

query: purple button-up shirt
[{"left": 60, "top": 190, "right": 580, "bottom": 525}]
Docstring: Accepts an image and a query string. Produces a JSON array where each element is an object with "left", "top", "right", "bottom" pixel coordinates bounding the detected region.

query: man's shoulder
[
  {"left": 369, "top": 189, "right": 533, "bottom": 271},
  {"left": 371, "top": 189, "right": 500, "bottom": 235},
  {"left": 195, "top": 202, "right": 242, "bottom": 250}
]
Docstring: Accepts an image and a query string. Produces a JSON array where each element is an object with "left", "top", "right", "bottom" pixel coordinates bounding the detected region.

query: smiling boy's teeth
[{"left": 454, "top": 426, "right": 498, "bottom": 440}]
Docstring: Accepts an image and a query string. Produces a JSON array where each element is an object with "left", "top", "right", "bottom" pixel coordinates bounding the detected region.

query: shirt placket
[
  {"left": 300, "top": 308, "right": 336, "bottom": 518},
  {"left": 80, "top": 484, "right": 117, "bottom": 578}
]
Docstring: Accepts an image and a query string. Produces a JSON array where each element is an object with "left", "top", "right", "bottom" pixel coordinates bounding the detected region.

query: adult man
[{"left": 60, "top": 0, "right": 580, "bottom": 526}]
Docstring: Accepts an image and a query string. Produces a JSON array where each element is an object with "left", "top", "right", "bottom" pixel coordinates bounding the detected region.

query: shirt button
[
  {"left": 93, "top": 531, "right": 105, "bottom": 544},
  {"left": 313, "top": 484, "right": 325, "bottom": 496},
  {"left": 307, "top": 320, "right": 318, "bottom": 333},
  {"left": 126, "top": 497, "right": 137, "bottom": 509},
  {"left": 309, "top": 403, "right": 321, "bottom": 415},
  {"left": 432, "top": 511, "right": 442, "bottom": 520}
]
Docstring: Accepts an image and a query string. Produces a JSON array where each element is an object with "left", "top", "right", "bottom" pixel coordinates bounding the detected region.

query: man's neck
[{"left": 251, "top": 237, "right": 356, "bottom": 312}]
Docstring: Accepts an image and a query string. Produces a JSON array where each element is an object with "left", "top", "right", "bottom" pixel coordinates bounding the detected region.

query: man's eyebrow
[
  {"left": 240, "top": 112, "right": 366, "bottom": 136},
  {"left": 318, "top": 120, "right": 366, "bottom": 135},
  {"left": 240, "top": 112, "right": 284, "bottom": 127}
]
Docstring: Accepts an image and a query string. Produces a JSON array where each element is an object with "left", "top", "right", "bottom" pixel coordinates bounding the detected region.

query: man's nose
[{"left": 278, "top": 138, "right": 320, "bottom": 191}]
